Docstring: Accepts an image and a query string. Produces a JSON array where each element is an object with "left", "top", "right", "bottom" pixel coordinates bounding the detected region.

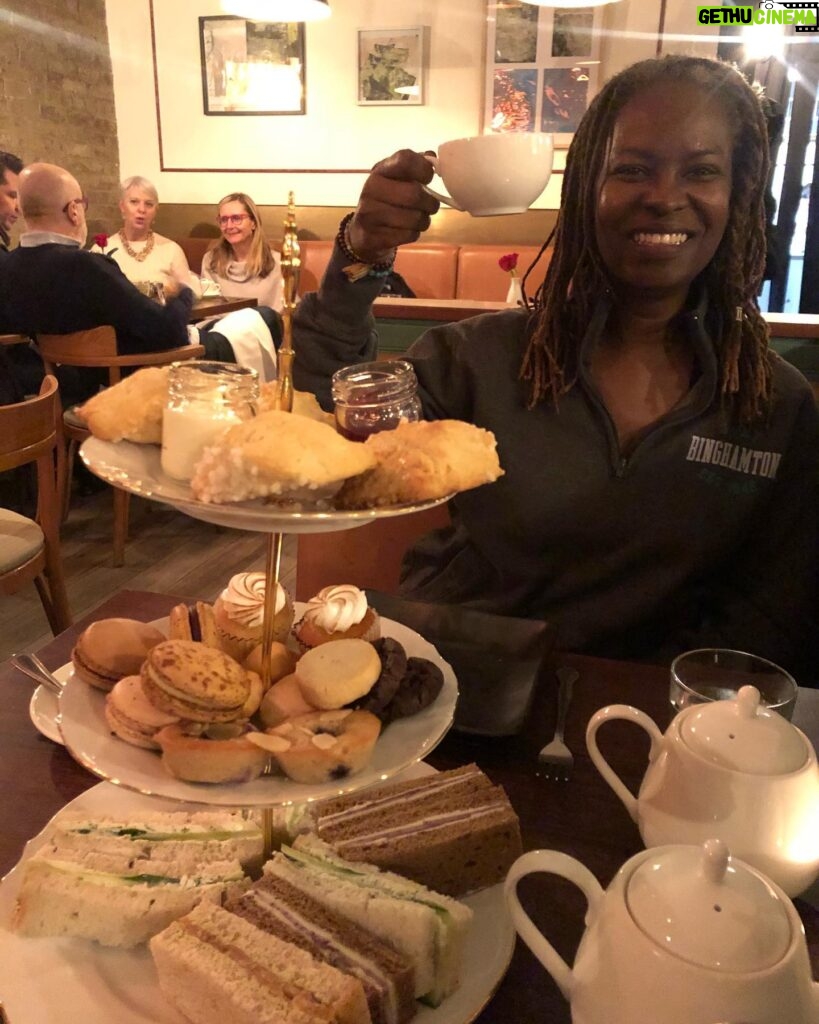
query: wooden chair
[
  {"left": 0, "top": 375, "right": 72, "bottom": 634},
  {"left": 295, "top": 503, "right": 451, "bottom": 601},
  {"left": 36, "top": 327, "right": 205, "bottom": 567}
]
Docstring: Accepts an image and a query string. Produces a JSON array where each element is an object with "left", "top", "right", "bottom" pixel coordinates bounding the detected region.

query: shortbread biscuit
[
  {"left": 335, "top": 419, "right": 503, "bottom": 509},
  {"left": 77, "top": 367, "right": 169, "bottom": 443},
  {"left": 294, "top": 639, "right": 381, "bottom": 710}
]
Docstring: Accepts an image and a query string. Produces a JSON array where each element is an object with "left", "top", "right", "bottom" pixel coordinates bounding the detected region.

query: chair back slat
[{"left": 0, "top": 376, "right": 59, "bottom": 471}]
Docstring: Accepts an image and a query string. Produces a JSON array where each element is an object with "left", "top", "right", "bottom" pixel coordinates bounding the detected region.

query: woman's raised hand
[{"left": 348, "top": 149, "right": 441, "bottom": 264}]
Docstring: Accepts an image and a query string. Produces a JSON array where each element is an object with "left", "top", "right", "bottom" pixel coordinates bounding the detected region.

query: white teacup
[{"left": 424, "top": 133, "right": 554, "bottom": 217}]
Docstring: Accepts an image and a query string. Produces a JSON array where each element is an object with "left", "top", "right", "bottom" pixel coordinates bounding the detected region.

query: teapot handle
[
  {"left": 505, "top": 850, "right": 604, "bottom": 1000},
  {"left": 586, "top": 705, "right": 664, "bottom": 823}
]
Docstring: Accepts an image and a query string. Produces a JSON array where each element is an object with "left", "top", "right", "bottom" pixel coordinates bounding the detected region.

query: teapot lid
[
  {"left": 679, "top": 686, "right": 807, "bottom": 775},
  {"left": 626, "top": 840, "right": 792, "bottom": 972}
]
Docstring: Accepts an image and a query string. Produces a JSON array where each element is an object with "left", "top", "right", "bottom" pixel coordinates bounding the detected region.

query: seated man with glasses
[{"left": 0, "top": 163, "right": 280, "bottom": 403}]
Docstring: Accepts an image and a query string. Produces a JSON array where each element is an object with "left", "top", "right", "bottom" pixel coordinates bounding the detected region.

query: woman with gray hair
[{"left": 92, "top": 175, "right": 202, "bottom": 297}]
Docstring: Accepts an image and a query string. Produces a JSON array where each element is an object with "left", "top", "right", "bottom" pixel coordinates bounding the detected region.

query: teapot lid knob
[
  {"left": 736, "top": 685, "right": 761, "bottom": 718},
  {"left": 701, "top": 839, "right": 730, "bottom": 884}
]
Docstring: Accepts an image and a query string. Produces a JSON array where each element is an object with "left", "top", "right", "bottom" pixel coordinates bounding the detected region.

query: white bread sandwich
[
  {"left": 265, "top": 835, "right": 473, "bottom": 1006},
  {"left": 12, "top": 809, "right": 261, "bottom": 947},
  {"left": 12, "top": 851, "right": 247, "bottom": 947},
  {"left": 226, "top": 872, "right": 416, "bottom": 1024},
  {"left": 150, "top": 900, "right": 369, "bottom": 1024},
  {"left": 41, "top": 810, "right": 263, "bottom": 873}
]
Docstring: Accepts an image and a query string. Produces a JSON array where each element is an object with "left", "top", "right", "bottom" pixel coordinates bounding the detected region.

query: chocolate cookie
[
  {"left": 352, "top": 637, "right": 407, "bottom": 719},
  {"left": 384, "top": 656, "right": 444, "bottom": 723}
]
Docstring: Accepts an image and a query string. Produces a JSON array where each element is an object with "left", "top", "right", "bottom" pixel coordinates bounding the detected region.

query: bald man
[{"left": 0, "top": 162, "right": 197, "bottom": 402}]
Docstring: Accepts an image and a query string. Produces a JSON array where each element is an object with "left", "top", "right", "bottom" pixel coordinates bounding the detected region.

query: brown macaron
[
  {"left": 168, "top": 601, "right": 221, "bottom": 649},
  {"left": 71, "top": 618, "right": 167, "bottom": 692},
  {"left": 141, "top": 640, "right": 251, "bottom": 723}
]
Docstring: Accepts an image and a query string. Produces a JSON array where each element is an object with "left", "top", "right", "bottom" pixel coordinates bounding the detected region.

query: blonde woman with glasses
[{"left": 201, "top": 192, "right": 283, "bottom": 311}]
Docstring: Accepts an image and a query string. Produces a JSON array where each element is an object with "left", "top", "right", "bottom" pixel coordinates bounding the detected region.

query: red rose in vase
[{"left": 498, "top": 252, "right": 519, "bottom": 275}]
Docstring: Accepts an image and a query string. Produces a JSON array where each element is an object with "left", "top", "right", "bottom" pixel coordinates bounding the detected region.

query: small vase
[{"left": 506, "top": 276, "right": 524, "bottom": 306}]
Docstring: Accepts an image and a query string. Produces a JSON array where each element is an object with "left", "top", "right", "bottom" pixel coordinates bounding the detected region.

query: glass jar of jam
[
  {"left": 331, "top": 360, "right": 422, "bottom": 441},
  {"left": 161, "top": 360, "right": 259, "bottom": 481}
]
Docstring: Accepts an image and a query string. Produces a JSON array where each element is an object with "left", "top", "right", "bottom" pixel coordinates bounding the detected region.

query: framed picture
[
  {"left": 357, "top": 26, "right": 427, "bottom": 105},
  {"left": 484, "top": 3, "right": 602, "bottom": 146},
  {"left": 199, "top": 15, "right": 306, "bottom": 115}
]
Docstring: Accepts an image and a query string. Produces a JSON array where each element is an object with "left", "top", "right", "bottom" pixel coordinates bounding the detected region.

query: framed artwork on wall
[
  {"left": 199, "top": 15, "right": 305, "bottom": 115},
  {"left": 357, "top": 26, "right": 427, "bottom": 105},
  {"left": 484, "top": 2, "right": 602, "bottom": 146}
]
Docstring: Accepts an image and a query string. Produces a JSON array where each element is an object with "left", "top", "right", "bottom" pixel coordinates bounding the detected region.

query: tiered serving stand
[{"left": 74, "top": 196, "right": 457, "bottom": 852}]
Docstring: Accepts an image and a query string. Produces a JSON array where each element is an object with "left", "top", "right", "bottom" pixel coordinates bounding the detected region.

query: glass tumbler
[{"left": 669, "top": 647, "right": 798, "bottom": 721}]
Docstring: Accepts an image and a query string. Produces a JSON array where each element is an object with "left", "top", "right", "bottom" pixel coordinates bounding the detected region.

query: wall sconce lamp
[{"left": 221, "top": 0, "right": 331, "bottom": 21}]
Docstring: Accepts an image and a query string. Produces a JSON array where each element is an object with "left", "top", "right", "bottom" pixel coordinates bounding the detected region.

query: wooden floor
[{"left": 0, "top": 489, "right": 297, "bottom": 662}]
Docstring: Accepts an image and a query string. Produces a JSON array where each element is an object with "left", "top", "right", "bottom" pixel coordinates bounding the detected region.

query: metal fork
[{"left": 537, "top": 666, "right": 579, "bottom": 780}]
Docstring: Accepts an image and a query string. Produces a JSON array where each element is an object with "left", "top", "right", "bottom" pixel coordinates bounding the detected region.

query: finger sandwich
[{"left": 265, "top": 835, "right": 473, "bottom": 1007}]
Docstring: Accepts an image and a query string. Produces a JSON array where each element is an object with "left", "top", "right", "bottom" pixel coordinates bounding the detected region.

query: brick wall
[{"left": 0, "top": 0, "right": 119, "bottom": 241}]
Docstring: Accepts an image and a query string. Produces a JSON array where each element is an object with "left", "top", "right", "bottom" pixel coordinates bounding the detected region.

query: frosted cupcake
[
  {"left": 294, "top": 584, "right": 380, "bottom": 651},
  {"left": 213, "top": 572, "right": 294, "bottom": 661}
]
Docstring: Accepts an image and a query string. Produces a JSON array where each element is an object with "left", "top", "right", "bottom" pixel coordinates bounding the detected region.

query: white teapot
[
  {"left": 505, "top": 839, "right": 819, "bottom": 1024},
  {"left": 586, "top": 685, "right": 819, "bottom": 896}
]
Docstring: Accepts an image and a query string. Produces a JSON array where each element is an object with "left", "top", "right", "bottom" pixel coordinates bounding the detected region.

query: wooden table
[
  {"left": 189, "top": 295, "right": 257, "bottom": 321},
  {"left": 2, "top": 589, "right": 818, "bottom": 1022}
]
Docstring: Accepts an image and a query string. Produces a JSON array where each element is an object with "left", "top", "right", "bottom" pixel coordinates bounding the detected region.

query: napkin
[{"left": 368, "top": 592, "right": 555, "bottom": 736}]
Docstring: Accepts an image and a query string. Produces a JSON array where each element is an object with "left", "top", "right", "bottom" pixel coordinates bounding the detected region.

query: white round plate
[
  {"left": 0, "top": 776, "right": 515, "bottom": 1024},
  {"left": 57, "top": 614, "right": 458, "bottom": 807},
  {"left": 80, "top": 436, "right": 451, "bottom": 534},
  {"left": 29, "top": 686, "right": 63, "bottom": 745}
]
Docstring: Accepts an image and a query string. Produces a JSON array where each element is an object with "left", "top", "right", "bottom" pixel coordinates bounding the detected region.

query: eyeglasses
[
  {"left": 62, "top": 195, "right": 89, "bottom": 214},
  {"left": 217, "top": 214, "right": 250, "bottom": 227}
]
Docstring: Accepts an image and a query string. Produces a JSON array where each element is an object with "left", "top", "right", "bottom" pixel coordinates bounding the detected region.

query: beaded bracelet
[{"left": 337, "top": 211, "right": 396, "bottom": 282}]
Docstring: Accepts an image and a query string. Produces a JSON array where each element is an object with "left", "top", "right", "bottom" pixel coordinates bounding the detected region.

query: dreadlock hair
[
  {"left": 208, "top": 192, "right": 277, "bottom": 280},
  {"left": 520, "top": 54, "right": 772, "bottom": 423}
]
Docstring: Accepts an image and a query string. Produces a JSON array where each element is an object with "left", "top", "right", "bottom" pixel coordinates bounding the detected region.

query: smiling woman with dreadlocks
[{"left": 292, "top": 54, "right": 819, "bottom": 683}]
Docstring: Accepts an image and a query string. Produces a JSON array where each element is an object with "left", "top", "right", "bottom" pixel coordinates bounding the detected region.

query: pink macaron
[{"left": 104, "top": 674, "right": 179, "bottom": 750}]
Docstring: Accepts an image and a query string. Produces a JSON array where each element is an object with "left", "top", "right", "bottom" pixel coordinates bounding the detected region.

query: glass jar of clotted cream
[
  {"left": 161, "top": 361, "right": 259, "bottom": 482},
  {"left": 331, "top": 359, "right": 422, "bottom": 441}
]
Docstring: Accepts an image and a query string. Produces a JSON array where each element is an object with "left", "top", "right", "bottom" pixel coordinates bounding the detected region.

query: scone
[
  {"left": 335, "top": 419, "right": 503, "bottom": 509},
  {"left": 294, "top": 639, "right": 382, "bottom": 710},
  {"left": 213, "top": 573, "right": 294, "bottom": 660},
  {"left": 189, "top": 410, "right": 376, "bottom": 504},
  {"left": 141, "top": 640, "right": 251, "bottom": 723},
  {"left": 72, "top": 618, "right": 167, "bottom": 692},
  {"left": 76, "top": 366, "right": 169, "bottom": 443},
  {"left": 258, "top": 383, "right": 335, "bottom": 425},
  {"left": 294, "top": 585, "right": 380, "bottom": 651}
]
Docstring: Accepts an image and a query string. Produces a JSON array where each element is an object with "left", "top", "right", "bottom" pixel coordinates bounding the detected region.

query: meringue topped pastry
[
  {"left": 214, "top": 572, "right": 295, "bottom": 659},
  {"left": 294, "top": 584, "right": 381, "bottom": 650}
]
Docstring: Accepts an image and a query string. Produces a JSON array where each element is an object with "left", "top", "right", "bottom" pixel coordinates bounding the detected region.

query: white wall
[{"left": 105, "top": 0, "right": 719, "bottom": 211}]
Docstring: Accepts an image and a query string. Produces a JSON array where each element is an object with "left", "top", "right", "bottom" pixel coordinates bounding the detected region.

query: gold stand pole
[
  {"left": 260, "top": 194, "right": 301, "bottom": 859},
  {"left": 278, "top": 190, "right": 301, "bottom": 414}
]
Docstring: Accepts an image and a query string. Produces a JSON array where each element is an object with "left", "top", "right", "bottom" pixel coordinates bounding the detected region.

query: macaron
[
  {"left": 294, "top": 639, "right": 382, "bottom": 710},
  {"left": 104, "top": 674, "right": 179, "bottom": 750},
  {"left": 141, "top": 639, "right": 251, "bottom": 723},
  {"left": 258, "top": 673, "right": 317, "bottom": 729},
  {"left": 243, "top": 640, "right": 298, "bottom": 687},
  {"left": 168, "top": 601, "right": 220, "bottom": 649},
  {"left": 71, "top": 618, "right": 167, "bottom": 692}
]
